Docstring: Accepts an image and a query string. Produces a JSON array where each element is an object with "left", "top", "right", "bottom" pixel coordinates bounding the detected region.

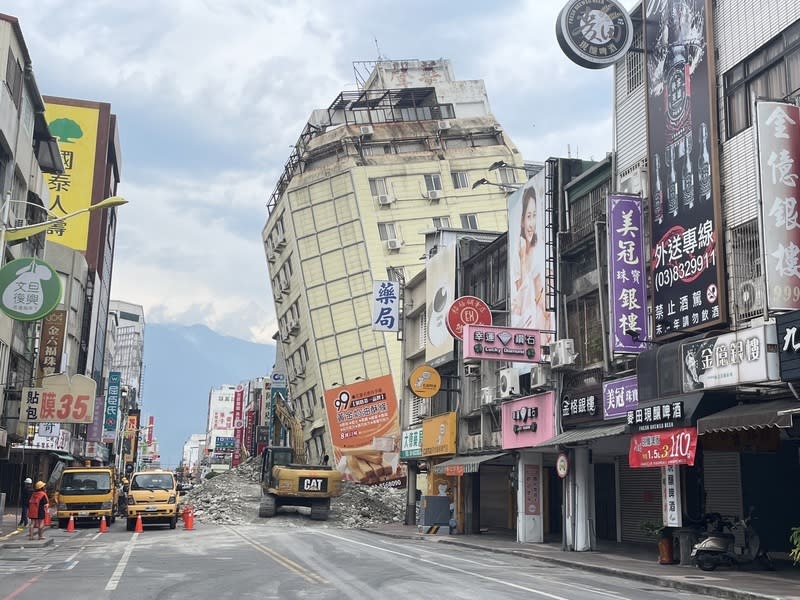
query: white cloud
[{"left": 5, "top": 0, "right": 631, "bottom": 343}]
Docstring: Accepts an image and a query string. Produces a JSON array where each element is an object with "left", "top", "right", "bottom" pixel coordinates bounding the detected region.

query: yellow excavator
[{"left": 258, "top": 391, "right": 343, "bottom": 521}]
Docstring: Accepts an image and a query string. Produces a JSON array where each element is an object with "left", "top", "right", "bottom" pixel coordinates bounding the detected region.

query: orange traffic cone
[
  {"left": 66, "top": 515, "right": 75, "bottom": 532},
  {"left": 183, "top": 506, "right": 194, "bottom": 531},
  {"left": 134, "top": 515, "right": 143, "bottom": 533},
  {"left": 43, "top": 505, "right": 52, "bottom": 527},
  {"left": 99, "top": 516, "right": 108, "bottom": 533}
]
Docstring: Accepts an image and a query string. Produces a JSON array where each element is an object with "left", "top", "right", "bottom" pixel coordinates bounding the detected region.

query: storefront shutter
[
  {"left": 703, "top": 451, "right": 742, "bottom": 519},
  {"left": 619, "top": 456, "right": 663, "bottom": 544}
]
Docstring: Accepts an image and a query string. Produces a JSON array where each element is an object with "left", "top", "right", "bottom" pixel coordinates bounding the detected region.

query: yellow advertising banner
[
  {"left": 421, "top": 412, "right": 457, "bottom": 456},
  {"left": 44, "top": 102, "right": 100, "bottom": 251},
  {"left": 323, "top": 374, "right": 405, "bottom": 486}
]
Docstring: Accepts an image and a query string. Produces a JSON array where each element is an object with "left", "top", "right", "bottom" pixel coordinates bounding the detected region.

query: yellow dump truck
[
  {"left": 55, "top": 465, "right": 118, "bottom": 528},
  {"left": 126, "top": 469, "right": 180, "bottom": 530}
]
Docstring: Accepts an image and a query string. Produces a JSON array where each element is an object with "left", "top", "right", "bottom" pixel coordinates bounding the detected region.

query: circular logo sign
[
  {"left": 556, "top": 0, "right": 634, "bottom": 70},
  {"left": 408, "top": 365, "right": 442, "bottom": 398},
  {"left": 556, "top": 453, "right": 570, "bottom": 479},
  {"left": 446, "top": 295, "right": 493, "bottom": 340},
  {"left": 0, "top": 257, "right": 62, "bottom": 321}
]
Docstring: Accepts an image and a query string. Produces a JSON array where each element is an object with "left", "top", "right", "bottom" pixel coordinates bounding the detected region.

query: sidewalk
[
  {"left": 0, "top": 507, "right": 53, "bottom": 549},
  {"left": 362, "top": 524, "right": 800, "bottom": 600}
]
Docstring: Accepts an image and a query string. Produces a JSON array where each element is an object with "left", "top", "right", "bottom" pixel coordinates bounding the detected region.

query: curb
[{"left": 361, "top": 529, "right": 783, "bottom": 600}]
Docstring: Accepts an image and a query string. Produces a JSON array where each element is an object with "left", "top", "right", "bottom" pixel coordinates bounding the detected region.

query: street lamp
[
  {"left": 488, "top": 160, "right": 529, "bottom": 173},
  {"left": 471, "top": 177, "right": 519, "bottom": 193},
  {"left": 1, "top": 195, "right": 127, "bottom": 245}
]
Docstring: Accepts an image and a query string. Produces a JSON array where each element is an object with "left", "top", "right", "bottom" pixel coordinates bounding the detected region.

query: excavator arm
[{"left": 274, "top": 397, "right": 306, "bottom": 464}]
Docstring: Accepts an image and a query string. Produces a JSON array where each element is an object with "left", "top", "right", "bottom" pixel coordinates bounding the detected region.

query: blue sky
[{"left": 5, "top": 0, "right": 635, "bottom": 344}]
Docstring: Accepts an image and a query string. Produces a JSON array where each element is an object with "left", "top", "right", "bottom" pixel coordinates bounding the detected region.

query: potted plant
[
  {"left": 790, "top": 526, "right": 800, "bottom": 565},
  {"left": 641, "top": 520, "right": 675, "bottom": 565}
]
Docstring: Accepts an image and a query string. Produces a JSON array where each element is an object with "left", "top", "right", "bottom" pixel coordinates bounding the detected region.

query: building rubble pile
[{"left": 180, "top": 457, "right": 407, "bottom": 528}]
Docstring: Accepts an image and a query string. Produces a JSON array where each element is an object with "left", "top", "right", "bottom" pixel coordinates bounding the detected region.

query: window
[
  {"left": 497, "top": 168, "right": 517, "bottom": 185},
  {"left": 419, "top": 310, "right": 426, "bottom": 350},
  {"left": 460, "top": 213, "right": 478, "bottom": 229},
  {"left": 424, "top": 174, "right": 442, "bottom": 192},
  {"left": 451, "top": 171, "right": 469, "bottom": 189},
  {"left": 725, "top": 21, "right": 800, "bottom": 138},
  {"left": 5, "top": 49, "right": 22, "bottom": 108},
  {"left": 625, "top": 30, "right": 644, "bottom": 95},
  {"left": 378, "top": 222, "right": 397, "bottom": 241},
  {"left": 432, "top": 216, "right": 450, "bottom": 229},
  {"left": 369, "top": 178, "right": 388, "bottom": 197}
]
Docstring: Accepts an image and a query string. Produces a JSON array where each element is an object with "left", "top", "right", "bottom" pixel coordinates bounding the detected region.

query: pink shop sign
[{"left": 501, "top": 392, "right": 555, "bottom": 449}]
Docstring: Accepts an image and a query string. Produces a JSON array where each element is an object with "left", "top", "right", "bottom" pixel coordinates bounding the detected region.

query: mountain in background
[{"left": 140, "top": 323, "right": 276, "bottom": 469}]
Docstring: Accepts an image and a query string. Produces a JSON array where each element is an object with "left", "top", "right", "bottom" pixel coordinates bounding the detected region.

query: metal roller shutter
[
  {"left": 703, "top": 452, "right": 742, "bottom": 520},
  {"left": 619, "top": 456, "right": 663, "bottom": 544}
]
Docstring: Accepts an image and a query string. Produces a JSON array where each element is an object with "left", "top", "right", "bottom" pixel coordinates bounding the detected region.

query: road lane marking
[
  {"left": 315, "top": 531, "right": 571, "bottom": 599},
  {"left": 2, "top": 574, "right": 42, "bottom": 600},
  {"left": 225, "top": 526, "right": 328, "bottom": 585},
  {"left": 105, "top": 533, "right": 139, "bottom": 591},
  {"left": 519, "top": 574, "right": 633, "bottom": 600}
]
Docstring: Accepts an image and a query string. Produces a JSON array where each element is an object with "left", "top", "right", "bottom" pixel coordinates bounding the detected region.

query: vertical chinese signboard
[
  {"left": 645, "top": 0, "right": 726, "bottom": 338},
  {"left": 44, "top": 102, "right": 101, "bottom": 251},
  {"left": 756, "top": 101, "right": 800, "bottom": 311},
  {"left": 608, "top": 194, "right": 648, "bottom": 352},
  {"left": 38, "top": 310, "right": 66, "bottom": 382},
  {"left": 662, "top": 465, "right": 683, "bottom": 527},
  {"left": 232, "top": 384, "right": 244, "bottom": 467},
  {"left": 103, "top": 371, "right": 121, "bottom": 443},
  {"left": 372, "top": 280, "right": 399, "bottom": 332},
  {"left": 86, "top": 395, "right": 105, "bottom": 442},
  {"left": 123, "top": 409, "right": 140, "bottom": 466},
  {"left": 524, "top": 464, "right": 541, "bottom": 516},
  {"left": 324, "top": 374, "right": 404, "bottom": 486}
]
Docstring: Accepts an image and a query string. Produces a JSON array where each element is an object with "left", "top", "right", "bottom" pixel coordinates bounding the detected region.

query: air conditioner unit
[
  {"left": 550, "top": 339, "right": 578, "bottom": 370},
  {"left": 359, "top": 125, "right": 374, "bottom": 136},
  {"left": 274, "top": 234, "right": 287, "bottom": 251},
  {"left": 481, "top": 386, "right": 495, "bottom": 405},
  {"left": 499, "top": 367, "right": 521, "bottom": 399},
  {"left": 275, "top": 295, "right": 283, "bottom": 304},
  {"left": 464, "top": 363, "right": 480, "bottom": 378},
  {"left": 437, "top": 120, "right": 451, "bottom": 131},
  {"left": 427, "top": 190, "right": 442, "bottom": 201},
  {"left": 530, "top": 364, "right": 550, "bottom": 390},
  {"left": 295, "top": 364, "right": 306, "bottom": 378},
  {"left": 267, "top": 252, "right": 276, "bottom": 264},
  {"left": 619, "top": 167, "right": 647, "bottom": 196},
  {"left": 289, "top": 319, "right": 299, "bottom": 334},
  {"left": 738, "top": 277, "right": 764, "bottom": 314},
  {"left": 377, "top": 194, "right": 394, "bottom": 206},
  {"left": 280, "top": 281, "right": 290, "bottom": 293},
  {"left": 386, "top": 238, "right": 403, "bottom": 250}
]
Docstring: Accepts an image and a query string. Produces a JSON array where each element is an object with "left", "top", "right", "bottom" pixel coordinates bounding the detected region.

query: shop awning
[
  {"left": 535, "top": 423, "right": 627, "bottom": 448},
  {"left": 51, "top": 451, "right": 75, "bottom": 461},
  {"left": 696, "top": 399, "right": 799, "bottom": 434},
  {"left": 433, "top": 453, "right": 507, "bottom": 475}
]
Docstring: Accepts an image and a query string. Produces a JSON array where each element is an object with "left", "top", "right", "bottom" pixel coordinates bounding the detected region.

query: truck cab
[
  {"left": 126, "top": 469, "right": 179, "bottom": 530},
  {"left": 55, "top": 465, "right": 117, "bottom": 528}
]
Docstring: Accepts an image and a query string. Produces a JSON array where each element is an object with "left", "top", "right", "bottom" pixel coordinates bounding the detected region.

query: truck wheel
[
  {"left": 109, "top": 514, "right": 116, "bottom": 525},
  {"left": 259, "top": 494, "right": 276, "bottom": 518},
  {"left": 58, "top": 518, "right": 68, "bottom": 529},
  {"left": 310, "top": 498, "right": 330, "bottom": 521},
  {"left": 169, "top": 515, "right": 177, "bottom": 529},
  {"left": 126, "top": 518, "right": 135, "bottom": 532}
]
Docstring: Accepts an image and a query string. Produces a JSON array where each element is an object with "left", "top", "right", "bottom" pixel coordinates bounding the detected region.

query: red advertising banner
[
  {"left": 146, "top": 415, "right": 154, "bottom": 445},
  {"left": 232, "top": 384, "right": 244, "bottom": 467},
  {"left": 629, "top": 427, "right": 698, "bottom": 468},
  {"left": 244, "top": 408, "right": 255, "bottom": 455}
]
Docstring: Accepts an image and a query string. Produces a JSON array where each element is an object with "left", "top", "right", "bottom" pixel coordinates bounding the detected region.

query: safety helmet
[
  {"left": 122, "top": 478, "right": 129, "bottom": 484},
  {"left": 24, "top": 477, "right": 32, "bottom": 484},
  {"left": 35, "top": 481, "right": 45, "bottom": 490}
]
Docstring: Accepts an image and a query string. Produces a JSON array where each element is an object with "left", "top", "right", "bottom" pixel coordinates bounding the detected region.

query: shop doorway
[
  {"left": 593, "top": 462, "right": 617, "bottom": 541},
  {"left": 544, "top": 466, "right": 563, "bottom": 541}
]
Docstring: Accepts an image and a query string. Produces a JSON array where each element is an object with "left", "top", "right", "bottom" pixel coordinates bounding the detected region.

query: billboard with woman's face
[{"left": 508, "top": 171, "right": 553, "bottom": 349}]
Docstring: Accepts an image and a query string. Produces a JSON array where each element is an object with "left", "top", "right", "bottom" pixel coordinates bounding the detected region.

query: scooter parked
[{"left": 690, "top": 509, "right": 774, "bottom": 572}]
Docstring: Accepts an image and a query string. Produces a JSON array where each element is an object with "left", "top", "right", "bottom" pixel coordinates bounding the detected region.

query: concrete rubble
[{"left": 180, "top": 457, "right": 407, "bottom": 528}]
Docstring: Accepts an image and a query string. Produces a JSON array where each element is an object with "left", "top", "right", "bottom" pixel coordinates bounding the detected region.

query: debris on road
[{"left": 180, "top": 457, "right": 406, "bottom": 528}]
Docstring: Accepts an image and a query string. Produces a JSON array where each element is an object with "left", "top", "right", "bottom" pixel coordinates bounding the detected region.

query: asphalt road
[{"left": 0, "top": 522, "right": 713, "bottom": 599}]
